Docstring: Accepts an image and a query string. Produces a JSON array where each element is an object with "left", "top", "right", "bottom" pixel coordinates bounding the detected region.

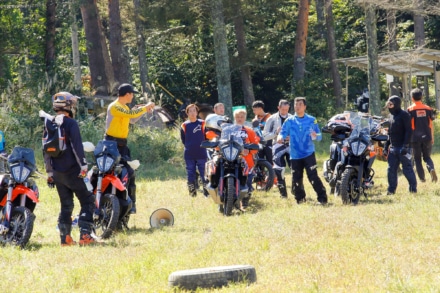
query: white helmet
[
  {"left": 205, "top": 114, "right": 227, "bottom": 132},
  {"left": 52, "top": 92, "right": 80, "bottom": 116}
]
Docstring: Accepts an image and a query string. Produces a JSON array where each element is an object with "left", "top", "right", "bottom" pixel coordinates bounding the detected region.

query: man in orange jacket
[{"left": 407, "top": 88, "right": 437, "bottom": 183}]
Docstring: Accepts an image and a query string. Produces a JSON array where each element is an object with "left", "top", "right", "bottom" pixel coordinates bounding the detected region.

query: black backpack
[{"left": 42, "top": 117, "right": 66, "bottom": 157}]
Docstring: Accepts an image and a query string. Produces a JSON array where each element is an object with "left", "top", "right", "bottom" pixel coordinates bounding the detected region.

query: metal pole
[{"left": 434, "top": 61, "right": 440, "bottom": 111}]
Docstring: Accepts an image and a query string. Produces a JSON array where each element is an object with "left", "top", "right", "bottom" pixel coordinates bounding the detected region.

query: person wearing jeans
[{"left": 383, "top": 95, "right": 417, "bottom": 194}]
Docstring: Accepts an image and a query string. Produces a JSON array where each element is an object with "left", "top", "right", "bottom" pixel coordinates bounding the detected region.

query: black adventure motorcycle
[
  {"left": 202, "top": 123, "right": 259, "bottom": 216},
  {"left": 323, "top": 112, "right": 388, "bottom": 204}
]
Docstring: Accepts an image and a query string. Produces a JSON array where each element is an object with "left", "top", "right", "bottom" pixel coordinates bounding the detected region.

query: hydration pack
[{"left": 42, "top": 117, "right": 66, "bottom": 157}]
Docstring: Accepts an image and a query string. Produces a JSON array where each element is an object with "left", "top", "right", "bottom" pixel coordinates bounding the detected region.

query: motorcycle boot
[
  {"left": 202, "top": 181, "right": 209, "bottom": 198},
  {"left": 79, "top": 226, "right": 96, "bottom": 246},
  {"left": 188, "top": 182, "right": 197, "bottom": 197},
  {"left": 241, "top": 192, "right": 252, "bottom": 209},
  {"left": 59, "top": 223, "right": 76, "bottom": 246},
  {"left": 128, "top": 186, "right": 137, "bottom": 214},
  {"left": 275, "top": 169, "right": 288, "bottom": 198}
]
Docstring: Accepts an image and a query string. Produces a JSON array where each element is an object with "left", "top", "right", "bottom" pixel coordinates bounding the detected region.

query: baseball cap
[{"left": 118, "top": 83, "right": 139, "bottom": 96}]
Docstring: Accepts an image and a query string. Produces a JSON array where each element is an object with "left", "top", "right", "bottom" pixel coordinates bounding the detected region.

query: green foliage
[{"left": 129, "top": 126, "right": 182, "bottom": 165}]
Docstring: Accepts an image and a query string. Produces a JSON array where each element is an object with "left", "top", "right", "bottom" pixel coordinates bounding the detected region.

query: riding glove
[{"left": 47, "top": 176, "right": 55, "bottom": 188}]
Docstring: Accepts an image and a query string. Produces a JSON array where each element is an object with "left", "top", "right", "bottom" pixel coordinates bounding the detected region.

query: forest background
[{"left": 0, "top": 0, "right": 440, "bottom": 158}]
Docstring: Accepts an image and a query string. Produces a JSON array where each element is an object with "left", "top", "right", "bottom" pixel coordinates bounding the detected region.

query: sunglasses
[{"left": 52, "top": 94, "right": 78, "bottom": 102}]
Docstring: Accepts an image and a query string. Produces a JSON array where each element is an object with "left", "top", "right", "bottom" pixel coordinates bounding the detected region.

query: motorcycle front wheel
[
  {"left": 253, "top": 160, "right": 275, "bottom": 192},
  {"left": 94, "top": 194, "right": 120, "bottom": 239},
  {"left": 1, "top": 206, "right": 35, "bottom": 248},
  {"left": 223, "top": 177, "right": 235, "bottom": 216},
  {"left": 340, "top": 168, "right": 361, "bottom": 205}
]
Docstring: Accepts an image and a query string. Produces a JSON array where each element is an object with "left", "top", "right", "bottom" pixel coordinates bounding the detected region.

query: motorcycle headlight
[
  {"left": 10, "top": 164, "right": 32, "bottom": 183},
  {"left": 350, "top": 141, "right": 367, "bottom": 156},
  {"left": 96, "top": 156, "right": 115, "bottom": 173},
  {"left": 221, "top": 144, "right": 240, "bottom": 161}
]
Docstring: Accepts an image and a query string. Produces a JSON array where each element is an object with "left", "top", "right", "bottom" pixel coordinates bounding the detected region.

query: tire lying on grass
[{"left": 168, "top": 264, "right": 257, "bottom": 290}]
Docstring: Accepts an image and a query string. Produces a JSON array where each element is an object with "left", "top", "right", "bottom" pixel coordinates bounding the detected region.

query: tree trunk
[
  {"left": 80, "top": 0, "right": 114, "bottom": 95},
  {"left": 324, "top": 0, "right": 343, "bottom": 108},
  {"left": 315, "top": 0, "right": 326, "bottom": 44},
  {"left": 365, "top": 5, "right": 380, "bottom": 115},
  {"left": 45, "top": 0, "right": 56, "bottom": 81},
  {"left": 232, "top": 0, "right": 255, "bottom": 107},
  {"left": 413, "top": 0, "right": 425, "bottom": 48},
  {"left": 210, "top": 0, "right": 233, "bottom": 118},
  {"left": 292, "top": 0, "right": 310, "bottom": 94},
  {"left": 386, "top": 9, "right": 400, "bottom": 97},
  {"left": 133, "top": 0, "right": 150, "bottom": 96},
  {"left": 70, "top": 1, "right": 82, "bottom": 92},
  {"left": 109, "top": 0, "right": 131, "bottom": 85},
  {"left": 414, "top": 0, "right": 427, "bottom": 100}
]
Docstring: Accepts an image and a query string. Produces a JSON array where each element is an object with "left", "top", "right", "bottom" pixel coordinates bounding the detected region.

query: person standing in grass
[
  {"left": 43, "top": 92, "right": 95, "bottom": 246},
  {"left": 105, "top": 83, "right": 155, "bottom": 214},
  {"left": 263, "top": 99, "right": 293, "bottom": 198},
  {"left": 277, "top": 97, "right": 328, "bottom": 204},
  {"left": 180, "top": 104, "right": 208, "bottom": 197},
  {"left": 407, "top": 88, "right": 437, "bottom": 183},
  {"left": 383, "top": 95, "right": 417, "bottom": 195},
  {"left": 252, "top": 100, "right": 273, "bottom": 164}
]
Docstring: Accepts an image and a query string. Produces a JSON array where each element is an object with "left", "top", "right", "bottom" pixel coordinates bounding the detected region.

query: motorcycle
[
  {"left": 202, "top": 123, "right": 259, "bottom": 216},
  {"left": 323, "top": 112, "right": 388, "bottom": 204},
  {"left": 0, "top": 147, "right": 39, "bottom": 247},
  {"left": 251, "top": 120, "right": 275, "bottom": 192},
  {"left": 83, "top": 140, "right": 139, "bottom": 238},
  {"left": 322, "top": 112, "right": 353, "bottom": 194}
]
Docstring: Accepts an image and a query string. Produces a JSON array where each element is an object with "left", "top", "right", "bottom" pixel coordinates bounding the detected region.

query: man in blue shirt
[{"left": 277, "top": 97, "right": 328, "bottom": 204}]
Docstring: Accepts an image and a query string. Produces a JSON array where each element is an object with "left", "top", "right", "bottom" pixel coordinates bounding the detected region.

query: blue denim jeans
[{"left": 387, "top": 146, "right": 417, "bottom": 193}]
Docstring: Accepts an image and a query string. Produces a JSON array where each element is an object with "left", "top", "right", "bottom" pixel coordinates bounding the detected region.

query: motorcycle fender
[
  {"left": 223, "top": 174, "right": 236, "bottom": 179},
  {"left": 11, "top": 185, "right": 39, "bottom": 203},
  {"left": 345, "top": 165, "right": 360, "bottom": 172},
  {"left": 206, "top": 184, "right": 222, "bottom": 204},
  {"left": 102, "top": 175, "right": 125, "bottom": 191}
]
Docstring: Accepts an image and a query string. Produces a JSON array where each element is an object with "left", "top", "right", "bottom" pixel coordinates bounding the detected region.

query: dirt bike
[
  {"left": 324, "top": 112, "right": 388, "bottom": 204},
  {"left": 202, "top": 123, "right": 259, "bottom": 216},
  {"left": 83, "top": 140, "right": 139, "bottom": 238},
  {"left": 0, "top": 147, "right": 39, "bottom": 247},
  {"left": 251, "top": 120, "right": 275, "bottom": 192}
]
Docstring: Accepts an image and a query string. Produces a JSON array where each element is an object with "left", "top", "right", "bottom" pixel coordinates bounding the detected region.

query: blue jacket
[
  {"left": 279, "top": 114, "right": 322, "bottom": 159},
  {"left": 180, "top": 119, "right": 207, "bottom": 160}
]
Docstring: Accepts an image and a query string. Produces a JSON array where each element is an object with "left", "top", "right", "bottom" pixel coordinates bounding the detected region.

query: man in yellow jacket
[{"left": 105, "top": 83, "right": 155, "bottom": 213}]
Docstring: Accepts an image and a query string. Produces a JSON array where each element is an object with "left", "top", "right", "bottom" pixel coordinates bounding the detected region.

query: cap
[{"left": 118, "top": 83, "right": 139, "bottom": 96}]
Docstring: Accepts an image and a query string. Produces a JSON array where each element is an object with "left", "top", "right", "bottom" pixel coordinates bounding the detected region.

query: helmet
[
  {"left": 52, "top": 92, "right": 80, "bottom": 116},
  {"left": 205, "top": 114, "right": 227, "bottom": 132}
]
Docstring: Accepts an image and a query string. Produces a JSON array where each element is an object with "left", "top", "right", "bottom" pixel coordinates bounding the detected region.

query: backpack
[{"left": 42, "top": 117, "right": 66, "bottom": 157}]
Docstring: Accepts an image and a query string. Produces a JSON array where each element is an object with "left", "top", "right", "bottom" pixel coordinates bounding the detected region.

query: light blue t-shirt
[{"left": 279, "top": 114, "right": 322, "bottom": 159}]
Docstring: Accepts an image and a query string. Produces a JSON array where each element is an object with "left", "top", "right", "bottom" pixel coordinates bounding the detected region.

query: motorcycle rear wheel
[
  {"left": 94, "top": 194, "right": 120, "bottom": 239},
  {"left": 340, "top": 168, "right": 361, "bottom": 205},
  {"left": 224, "top": 177, "right": 235, "bottom": 216},
  {"left": 1, "top": 206, "right": 35, "bottom": 248},
  {"left": 253, "top": 160, "right": 275, "bottom": 192}
]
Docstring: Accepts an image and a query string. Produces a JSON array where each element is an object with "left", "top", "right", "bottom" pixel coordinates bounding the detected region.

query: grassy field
[{"left": 1, "top": 151, "right": 440, "bottom": 292}]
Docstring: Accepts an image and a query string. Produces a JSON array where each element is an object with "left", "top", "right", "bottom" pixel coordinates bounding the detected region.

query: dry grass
[{"left": 1, "top": 154, "right": 440, "bottom": 292}]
